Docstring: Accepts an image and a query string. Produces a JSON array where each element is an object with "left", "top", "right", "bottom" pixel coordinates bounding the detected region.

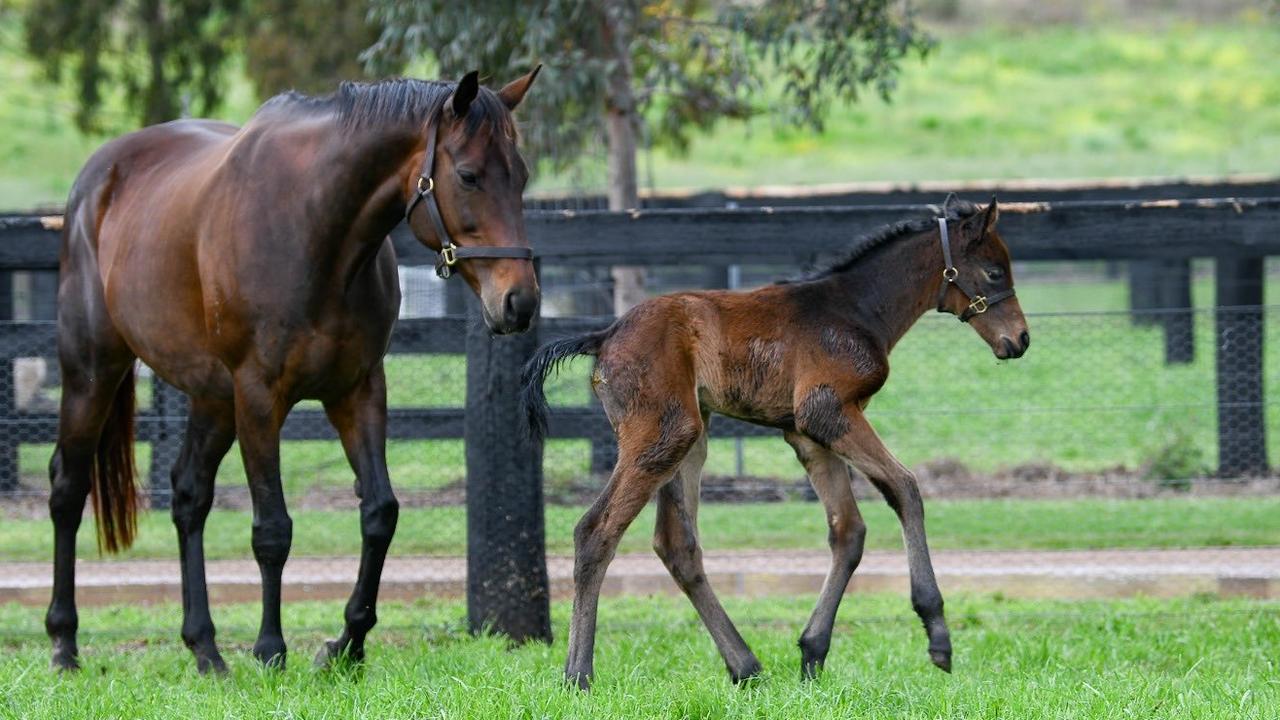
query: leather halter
[
  {"left": 404, "top": 109, "right": 535, "bottom": 279},
  {"left": 935, "top": 217, "right": 1016, "bottom": 322}
]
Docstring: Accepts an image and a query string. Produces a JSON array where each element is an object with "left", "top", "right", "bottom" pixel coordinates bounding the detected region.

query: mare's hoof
[
  {"left": 930, "top": 649, "right": 952, "bottom": 673},
  {"left": 195, "top": 651, "right": 228, "bottom": 676},
  {"left": 314, "top": 639, "right": 364, "bottom": 670},
  {"left": 50, "top": 650, "right": 80, "bottom": 672},
  {"left": 252, "top": 639, "right": 288, "bottom": 670},
  {"left": 731, "top": 661, "right": 764, "bottom": 686},
  {"left": 564, "top": 670, "right": 592, "bottom": 692},
  {"left": 800, "top": 658, "right": 823, "bottom": 681}
]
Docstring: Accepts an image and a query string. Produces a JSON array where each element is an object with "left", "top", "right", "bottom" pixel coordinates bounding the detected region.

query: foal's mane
[
  {"left": 778, "top": 199, "right": 981, "bottom": 284},
  {"left": 259, "top": 78, "right": 516, "bottom": 138}
]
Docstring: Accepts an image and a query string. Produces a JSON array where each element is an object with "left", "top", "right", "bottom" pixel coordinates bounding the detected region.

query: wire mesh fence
[{"left": 1, "top": 260, "right": 1277, "bottom": 607}]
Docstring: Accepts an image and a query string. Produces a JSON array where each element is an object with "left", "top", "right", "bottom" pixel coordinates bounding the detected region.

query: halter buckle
[
  {"left": 968, "top": 296, "right": 989, "bottom": 315},
  {"left": 418, "top": 176, "right": 435, "bottom": 194},
  {"left": 943, "top": 267, "right": 958, "bottom": 282},
  {"left": 440, "top": 245, "right": 457, "bottom": 266}
]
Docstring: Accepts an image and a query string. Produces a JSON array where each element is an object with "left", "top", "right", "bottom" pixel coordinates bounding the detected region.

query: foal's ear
[
  {"left": 451, "top": 70, "right": 481, "bottom": 117},
  {"left": 498, "top": 64, "right": 542, "bottom": 111}
]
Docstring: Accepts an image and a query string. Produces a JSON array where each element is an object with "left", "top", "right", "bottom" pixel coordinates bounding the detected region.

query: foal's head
[
  {"left": 404, "top": 68, "right": 541, "bottom": 334},
  {"left": 939, "top": 200, "right": 1030, "bottom": 359}
]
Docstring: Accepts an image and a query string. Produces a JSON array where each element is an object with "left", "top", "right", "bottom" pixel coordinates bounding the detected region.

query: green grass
[
  {"left": 3, "top": 15, "right": 1278, "bottom": 208},
  {"left": 2, "top": 496, "right": 1278, "bottom": 563},
  {"left": 1, "top": 594, "right": 1277, "bottom": 718}
]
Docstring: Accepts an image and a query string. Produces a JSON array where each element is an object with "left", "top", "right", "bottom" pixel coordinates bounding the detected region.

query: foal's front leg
[
  {"left": 315, "top": 365, "right": 399, "bottom": 668},
  {"left": 233, "top": 375, "right": 293, "bottom": 668},
  {"left": 801, "top": 400, "right": 951, "bottom": 672},
  {"left": 783, "top": 432, "right": 867, "bottom": 679}
]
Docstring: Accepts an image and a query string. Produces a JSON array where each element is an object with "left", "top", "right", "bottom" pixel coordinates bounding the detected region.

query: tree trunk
[{"left": 601, "top": 0, "right": 646, "bottom": 316}]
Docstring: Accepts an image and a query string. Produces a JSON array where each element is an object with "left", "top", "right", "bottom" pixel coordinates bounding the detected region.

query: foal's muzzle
[{"left": 996, "top": 330, "right": 1030, "bottom": 360}]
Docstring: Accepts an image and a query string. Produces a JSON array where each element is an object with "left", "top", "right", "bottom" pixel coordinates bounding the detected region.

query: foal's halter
[
  {"left": 404, "top": 109, "right": 535, "bottom": 279},
  {"left": 935, "top": 217, "right": 1016, "bottom": 322}
]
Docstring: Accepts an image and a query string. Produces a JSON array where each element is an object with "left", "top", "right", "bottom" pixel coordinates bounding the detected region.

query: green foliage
[
  {"left": 21, "top": 0, "right": 245, "bottom": 132},
  {"left": 1143, "top": 430, "right": 1209, "bottom": 491},
  {"left": 240, "top": 0, "right": 379, "bottom": 99},
  {"left": 364, "top": 0, "right": 931, "bottom": 166}
]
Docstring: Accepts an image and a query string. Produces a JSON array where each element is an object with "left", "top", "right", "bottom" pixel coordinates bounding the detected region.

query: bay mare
[
  {"left": 48, "top": 69, "right": 541, "bottom": 673},
  {"left": 523, "top": 198, "right": 1031, "bottom": 688}
]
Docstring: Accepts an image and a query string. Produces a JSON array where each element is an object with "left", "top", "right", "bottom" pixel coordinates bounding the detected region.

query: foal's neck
[{"left": 817, "top": 228, "right": 946, "bottom": 351}]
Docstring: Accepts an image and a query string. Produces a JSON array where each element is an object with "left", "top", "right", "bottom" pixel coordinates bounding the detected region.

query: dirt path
[{"left": 2, "top": 547, "right": 1277, "bottom": 607}]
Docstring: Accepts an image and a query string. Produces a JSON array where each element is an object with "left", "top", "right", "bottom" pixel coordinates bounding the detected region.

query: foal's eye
[{"left": 457, "top": 169, "right": 479, "bottom": 188}]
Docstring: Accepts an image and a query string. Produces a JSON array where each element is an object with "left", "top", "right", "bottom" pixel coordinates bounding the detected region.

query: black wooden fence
[{"left": 2, "top": 183, "right": 1277, "bottom": 638}]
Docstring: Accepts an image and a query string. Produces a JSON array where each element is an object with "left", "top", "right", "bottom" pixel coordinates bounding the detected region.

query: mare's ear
[
  {"left": 942, "top": 192, "right": 961, "bottom": 212},
  {"left": 498, "top": 65, "right": 542, "bottom": 111},
  {"left": 451, "top": 70, "right": 480, "bottom": 117}
]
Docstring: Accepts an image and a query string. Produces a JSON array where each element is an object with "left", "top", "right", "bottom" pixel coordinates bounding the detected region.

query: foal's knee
[{"left": 359, "top": 493, "right": 399, "bottom": 546}]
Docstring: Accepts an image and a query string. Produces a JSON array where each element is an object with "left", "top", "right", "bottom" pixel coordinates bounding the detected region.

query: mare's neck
[{"left": 814, "top": 228, "right": 947, "bottom": 351}]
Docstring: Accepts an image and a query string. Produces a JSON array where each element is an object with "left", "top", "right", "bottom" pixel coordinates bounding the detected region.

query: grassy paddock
[
  {"left": 0, "top": 594, "right": 1276, "bottom": 719},
  {"left": 2, "top": 496, "right": 1277, "bottom": 563}
]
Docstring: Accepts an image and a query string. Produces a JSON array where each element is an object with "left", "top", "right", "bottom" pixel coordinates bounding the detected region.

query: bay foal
[
  {"left": 524, "top": 198, "right": 1030, "bottom": 687},
  {"left": 49, "top": 69, "right": 541, "bottom": 673}
]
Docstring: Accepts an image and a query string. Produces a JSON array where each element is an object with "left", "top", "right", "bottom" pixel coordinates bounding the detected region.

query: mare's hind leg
[
  {"left": 232, "top": 372, "right": 292, "bottom": 668},
  {"left": 170, "top": 398, "right": 236, "bottom": 674},
  {"left": 315, "top": 364, "right": 399, "bottom": 668},
  {"left": 652, "top": 431, "right": 762, "bottom": 683},
  {"left": 784, "top": 432, "right": 867, "bottom": 679},
  {"left": 822, "top": 408, "right": 950, "bottom": 672},
  {"left": 46, "top": 357, "right": 135, "bottom": 670},
  {"left": 565, "top": 396, "right": 703, "bottom": 690}
]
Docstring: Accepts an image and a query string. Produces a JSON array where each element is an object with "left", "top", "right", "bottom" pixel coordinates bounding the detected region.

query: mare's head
[
  {"left": 404, "top": 68, "right": 541, "bottom": 334},
  {"left": 938, "top": 198, "right": 1030, "bottom": 359}
]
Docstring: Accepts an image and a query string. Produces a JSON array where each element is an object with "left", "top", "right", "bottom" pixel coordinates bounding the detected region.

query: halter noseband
[
  {"left": 404, "top": 109, "right": 535, "bottom": 279},
  {"left": 935, "top": 217, "right": 1015, "bottom": 322}
]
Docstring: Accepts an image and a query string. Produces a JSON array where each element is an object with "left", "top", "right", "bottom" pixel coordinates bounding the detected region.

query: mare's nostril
[{"left": 1019, "top": 330, "right": 1030, "bottom": 350}]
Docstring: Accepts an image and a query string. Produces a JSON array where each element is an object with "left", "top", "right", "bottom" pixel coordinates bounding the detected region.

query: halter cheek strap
[
  {"left": 936, "top": 217, "right": 1016, "bottom": 322},
  {"left": 404, "top": 109, "right": 535, "bottom": 279}
]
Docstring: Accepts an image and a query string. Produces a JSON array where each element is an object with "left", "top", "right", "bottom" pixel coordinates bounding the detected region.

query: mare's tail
[{"left": 91, "top": 365, "right": 138, "bottom": 553}]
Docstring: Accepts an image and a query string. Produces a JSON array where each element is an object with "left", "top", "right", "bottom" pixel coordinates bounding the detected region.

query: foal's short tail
[
  {"left": 91, "top": 366, "right": 139, "bottom": 553},
  {"left": 521, "top": 329, "right": 612, "bottom": 442}
]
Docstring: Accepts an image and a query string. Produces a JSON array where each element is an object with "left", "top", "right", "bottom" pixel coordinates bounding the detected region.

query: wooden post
[
  {"left": 1215, "top": 257, "right": 1267, "bottom": 477},
  {"left": 1127, "top": 260, "right": 1161, "bottom": 326},
  {"left": 1159, "top": 259, "right": 1194, "bottom": 364},
  {"left": 464, "top": 292, "right": 552, "bottom": 643}
]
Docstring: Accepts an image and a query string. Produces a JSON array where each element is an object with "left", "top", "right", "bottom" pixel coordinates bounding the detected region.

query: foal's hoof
[
  {"left": 314, "top": 639, "right": 364, "bottom": 670},
  {"left": 930, "top": 649, "right": 952, "bottom": 673}
]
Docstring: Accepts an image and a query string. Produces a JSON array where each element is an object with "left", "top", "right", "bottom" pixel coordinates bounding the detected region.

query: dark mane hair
[
  {"left": 259, "top": 78, "right": 516, "bottom": 137},
  {"left": 778, "top": 199, "right": 981, "bottom": 284}
]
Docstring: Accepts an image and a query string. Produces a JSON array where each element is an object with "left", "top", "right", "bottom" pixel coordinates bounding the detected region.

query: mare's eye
[
  {"left": 986, "top": 266, "right": 1005, "bottom": 282},
  {"left": 457, "top": 169, "right": 479, "bottom": 188}
]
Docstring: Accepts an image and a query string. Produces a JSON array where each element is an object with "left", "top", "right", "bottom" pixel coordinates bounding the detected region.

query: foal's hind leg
[
  {"left": 824, "top": 409, "right": 951, "bottom": 672},
  {"left": 315, "top": 364, "right": 399, "bottom": 668},
  {"left": 46, "top": 355, "right": 135, "bottom": 670},
  {"left": 565, "top": 399, "right": 703, "bottom": 689},
  {"left": 784, "top": 432, "right": 867, "bottom": 679},
  {"left": 653, "top": 431, "right": 762, "bottom": 683},
  {"left": 170, "top": 398, "right": 236, "bottom": 674}
]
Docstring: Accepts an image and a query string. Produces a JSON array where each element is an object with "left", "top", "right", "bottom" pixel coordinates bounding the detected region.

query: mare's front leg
[
  {"left": 233, "top": 373, "right": 293, "bottom": 668},
  {"left": 315, "top": 364, "right": 399, "bottom": 668},
  {"left": 796, "top": 391, "right": 951, "bottom": 672}
]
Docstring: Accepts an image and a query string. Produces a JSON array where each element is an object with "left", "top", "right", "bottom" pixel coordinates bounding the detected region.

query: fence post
[
  {"left": 1215, "top": 257, "right": 1267, "bottom": 477},
  {"left": 148, "top": 378, "right": 186, "bottom": 508},
  {"left": 1159, "top": 259, "right": 1194, "bottom": 364},
  {"left": 1128, "top": 260, "right": 1161, "bottom": 326},
  {"left": 0, "top": 272, "right": 16, "bottom": 491},
  {"left": 464, "top": 292, "right": 552, "bottom": 643}
]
